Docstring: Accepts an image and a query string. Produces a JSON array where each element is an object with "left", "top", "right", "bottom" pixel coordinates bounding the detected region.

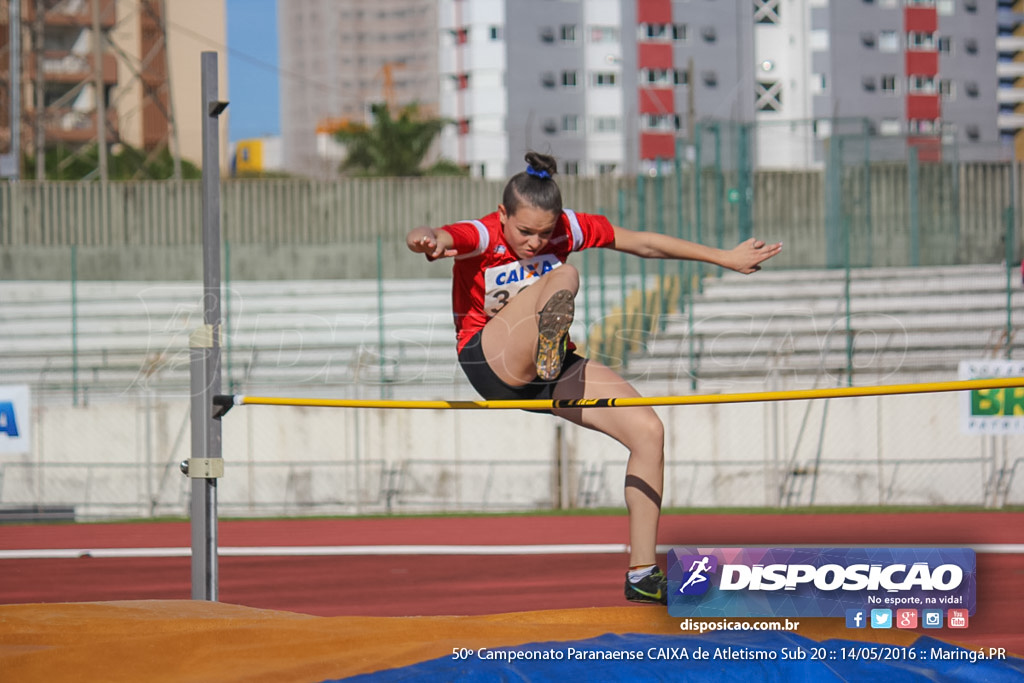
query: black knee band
[{"left": 625, "top": 474, "right": 662, "bottom": 508}]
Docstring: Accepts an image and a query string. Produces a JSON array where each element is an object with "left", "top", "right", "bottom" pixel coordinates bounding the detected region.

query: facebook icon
[{"left": 845, "top": 609, "right": 867, "bottom": 629}]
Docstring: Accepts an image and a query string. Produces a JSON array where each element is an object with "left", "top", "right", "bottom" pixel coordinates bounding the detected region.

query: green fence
[
  {"left": 0, "top": 132, "right": 1020, "bottom": 275},
  {"left": 2, "top": 120, "right": 1022, "bottom": 389}
]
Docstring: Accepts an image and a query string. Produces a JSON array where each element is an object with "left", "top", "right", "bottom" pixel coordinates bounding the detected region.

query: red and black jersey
[{"left": 437, "top": 210, "right": 615, "bottom": 352}]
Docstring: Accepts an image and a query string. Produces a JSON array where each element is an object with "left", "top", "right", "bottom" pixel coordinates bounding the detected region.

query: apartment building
[
  {"left": 277, "top": 0, "right": 440, "bottom": 176},
  {"left": 438, "top": 0, "right": 1012, "bottom": 176},
  {"left": 997, "top": 0, "right": 1024, "bottom": 157},
  {"left": 1, "top": 0, "right": 227, "bottom": 177},
  {"left": 270, "top": 0, "right": 1016, "bottom": 177}
]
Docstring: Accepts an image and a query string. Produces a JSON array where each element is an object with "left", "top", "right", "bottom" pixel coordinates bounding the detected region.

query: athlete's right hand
[{"left": 407, "top": 228, "right": 457, "bottom": 259}]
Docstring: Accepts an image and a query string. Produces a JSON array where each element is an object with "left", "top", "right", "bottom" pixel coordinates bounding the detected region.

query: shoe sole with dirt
[{"left": 535, "top": 289, "right": 575, "bottom": 381}]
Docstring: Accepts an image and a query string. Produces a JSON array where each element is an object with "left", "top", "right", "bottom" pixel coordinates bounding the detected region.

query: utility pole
[
  {"left": 91, "top": 0, "right": 108, "bottom": 181},
  {"left": 33, "top": 0, "right": 43, "bottom": 179},
  {"left": 686, "top": 57, "right": 696, "bottom": 144},
  {"left": 1, "top": 0, "right": 21, "bottom": 178}
]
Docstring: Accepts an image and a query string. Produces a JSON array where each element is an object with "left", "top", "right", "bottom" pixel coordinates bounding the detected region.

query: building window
[
  {"left": 590, "top": 26, "right": 618, "bottom": 43},
  {"left": 811, "top": 73, "right": 827, "bottom": 94},
  {"left": 453, "top": 28, "right": 469, "bottom": 45},
  {"left": 639, "top": 23, "right": 669, "bottom": 40},
  {"left": 560, "top": 25, "right": 577, "bottom": 42},
  {"left": 597, "top": 163, "right": 618, "bottom": 175},
  {"left": 561, "top": 70, "right": 578, "bottom": 87},
  {"left": 754, "top": 0, "right": 781, "bottom": 24},
  {"left": 964, "top": 38, "right": 978, "bottom": 55},
  {"left": 593, "top": 72, "right": 617, "bottom": 86},
  {"left": 458, "top": 119, "right": 470, "bottom": 135},
  {"left": 909, "top": 75, "right": 935, "bottom": 93},
  {"left": 564, "top": 161, "right": 579, "bottom": 175},
  {"left": 881, "top": 75, "right": 897, "bottom": 93},
  {"left": 490, "top": 26, "right": 501, "bottom": 40},
  {"left": 674, "top": 69, "right": 690, "bottom": 86},
  {"left": 641, "top": 114, "right": 680, "bottom": 131},
  {"left": 937, "top": 0, "right": 953, "bottom": 15},
  {"left": 562, "top": 115, "right": 581, "bottom": 133},
  {"left": 542, "top": 72, "right": 556, "bottom": 88},
  {"left": 641, "top": 68, "right": 673, "bottom": 86},
  {"left": 755, "top": 80, "right": 782, "bottom": 112},
  {"left": 593, "top": 116, "right": 620, "bottom": 133},
  {"left": 879, "top": 119, "right": 901, "bottom": 136},
  {"left": 879, "top": 30, "right": 900, "bottom": 52},
  {"left": 540, "top": 26, "right": 555, "bottom": 43},
  {"left": 909, "top": 119, "right": 937, "bottom": 134},
  {"left": 939, "top": 79, "right": 954, "bottom": 98},
  {"left": 454, "top": 73, "right": 470, "bottom": 90},
  {"left": 673, "top": 24, "right": 688, "bottom": 41},
  {"left": 938, "top": 36, "right": 951, "bottom": 54},
  {"left": 907, "top": 32, "right": 935, "bottom": 50}
]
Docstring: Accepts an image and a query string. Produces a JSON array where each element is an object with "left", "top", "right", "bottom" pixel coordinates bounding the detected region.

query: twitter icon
[{"left": 870, "top": 609, "right": 892, "bottom": 629}]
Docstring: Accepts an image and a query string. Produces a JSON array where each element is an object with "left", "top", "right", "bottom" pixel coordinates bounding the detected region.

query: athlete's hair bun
[
  {"left": 525, "top": 152, "right": 557, "bottom": 178},
  {"left": 502, "top": 151, "right": 563, "bottom": 215}
]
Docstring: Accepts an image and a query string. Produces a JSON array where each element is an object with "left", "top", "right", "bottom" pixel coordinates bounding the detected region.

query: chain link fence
[{"left": 2, "top": 121, "right": 1023, "bottom": 519}]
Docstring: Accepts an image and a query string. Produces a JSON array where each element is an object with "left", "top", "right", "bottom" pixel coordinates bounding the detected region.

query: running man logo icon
[{"left": 677, "top": 554, "right": 718, "bottom": 595}]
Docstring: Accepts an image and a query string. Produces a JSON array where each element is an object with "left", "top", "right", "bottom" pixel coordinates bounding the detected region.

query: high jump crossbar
[{"left": 212, "top": 377, "right": 1024, "bottom": 418}]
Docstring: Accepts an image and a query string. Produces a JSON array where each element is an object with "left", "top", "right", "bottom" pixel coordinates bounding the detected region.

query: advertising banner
[{"left": 0, "top": 385, "right": 31, "bottom": 454}]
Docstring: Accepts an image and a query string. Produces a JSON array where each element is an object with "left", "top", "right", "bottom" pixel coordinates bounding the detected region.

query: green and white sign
[{"left": 959, "top": 361, "right": 1024, "bottom": 434}]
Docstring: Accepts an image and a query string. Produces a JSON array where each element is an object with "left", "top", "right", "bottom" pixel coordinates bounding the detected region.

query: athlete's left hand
[{"left": 725, "top": 238, "right": 783, "bottom": 274}]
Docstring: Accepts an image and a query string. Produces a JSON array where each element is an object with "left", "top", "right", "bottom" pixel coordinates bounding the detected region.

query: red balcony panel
[
  {"left": 641, "top": 132, "right": 676, "bottom": 160},
  {"left": 908, "top": 137, "right": 942, "bottom": 163},
  {"left": 638, "top": 43, "right": 674, "bottom": 69},
  {"left": 639, "top": 88, "right": 675, "bottom": 115},
  {"left": 905, "top": 50, "right": 938, "bottom": 76},
  {"left": 904, "top": 7, "right": 937, "bottom": 34},
  {"left": 637, "top": 0, "right": 672, "bottom": 24},
  {"left": 907, "top": 94, "right": 941, "bottom": 120}
]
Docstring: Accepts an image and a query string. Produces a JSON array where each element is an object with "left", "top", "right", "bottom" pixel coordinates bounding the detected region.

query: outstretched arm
[
  {"left": 610, "top": 227, "right": 782, "bottom": 274},
  {"left": 406, "top": 226, "right": 457, "bottom": 260}
]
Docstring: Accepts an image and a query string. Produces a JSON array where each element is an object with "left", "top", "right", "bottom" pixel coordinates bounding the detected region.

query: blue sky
[{"left": 226, "top": 0, "right": 280, "bottom": 143}]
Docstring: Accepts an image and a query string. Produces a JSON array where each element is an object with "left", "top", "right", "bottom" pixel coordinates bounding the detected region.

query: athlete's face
[{"left": 499, "top": 204, "right": 559, "bottom": 258}]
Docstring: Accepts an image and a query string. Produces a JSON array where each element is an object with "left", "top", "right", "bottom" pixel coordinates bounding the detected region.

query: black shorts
[{"left": 457, "top": 329, "right": 585, "bottom": 407}]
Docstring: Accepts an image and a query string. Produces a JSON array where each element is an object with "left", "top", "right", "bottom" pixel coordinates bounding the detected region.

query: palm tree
[{"left": 333, "top": 103, "right": 463, "bottom": 177}]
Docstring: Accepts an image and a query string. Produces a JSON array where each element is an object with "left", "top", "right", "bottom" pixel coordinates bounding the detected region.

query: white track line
[{"left": 0, "top": 543, "right": 1022, "bottom": 560}]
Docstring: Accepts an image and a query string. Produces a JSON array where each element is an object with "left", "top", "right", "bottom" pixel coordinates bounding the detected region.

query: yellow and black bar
[{"left": 212, "top": 377, "right": 1024, "bottom": 418}]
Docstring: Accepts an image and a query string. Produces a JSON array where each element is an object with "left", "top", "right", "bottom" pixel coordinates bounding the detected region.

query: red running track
[{"left": 1, "top": 512, "right": 1021, "bottom": 654}]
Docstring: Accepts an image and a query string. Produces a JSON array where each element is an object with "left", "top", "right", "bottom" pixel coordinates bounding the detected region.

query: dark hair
[{"left": 502, "top": 152, "right": 562, "bottom": 216}]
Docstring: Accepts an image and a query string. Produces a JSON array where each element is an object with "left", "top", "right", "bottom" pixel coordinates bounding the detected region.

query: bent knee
[
  {"left": 623, "top": 409, "right": 664, "bottom": 452},
  {"left": 554, "top": 263, "right": 581, "bottom": 290}
]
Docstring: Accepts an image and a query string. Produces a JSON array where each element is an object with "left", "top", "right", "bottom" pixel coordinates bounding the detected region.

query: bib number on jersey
[{"left": 483, "top": 255, "right": 563, "bottom": 316}]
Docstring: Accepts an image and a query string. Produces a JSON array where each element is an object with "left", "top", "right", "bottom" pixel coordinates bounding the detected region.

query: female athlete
[{"left": 407, "top": 151, "right": 782, "bottom": 603}]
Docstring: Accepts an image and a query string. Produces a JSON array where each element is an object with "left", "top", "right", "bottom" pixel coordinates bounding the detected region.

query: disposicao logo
[
  {"left": 676, "top": 555, "right": 718, "bottom": 596},
  {"left": 667, "top": 548, "right": 976, "bottom": 619}
]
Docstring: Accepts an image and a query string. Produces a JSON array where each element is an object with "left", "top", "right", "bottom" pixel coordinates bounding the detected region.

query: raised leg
[{"left": 551, "top": 359, "right": 665, "bottom": 567}]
